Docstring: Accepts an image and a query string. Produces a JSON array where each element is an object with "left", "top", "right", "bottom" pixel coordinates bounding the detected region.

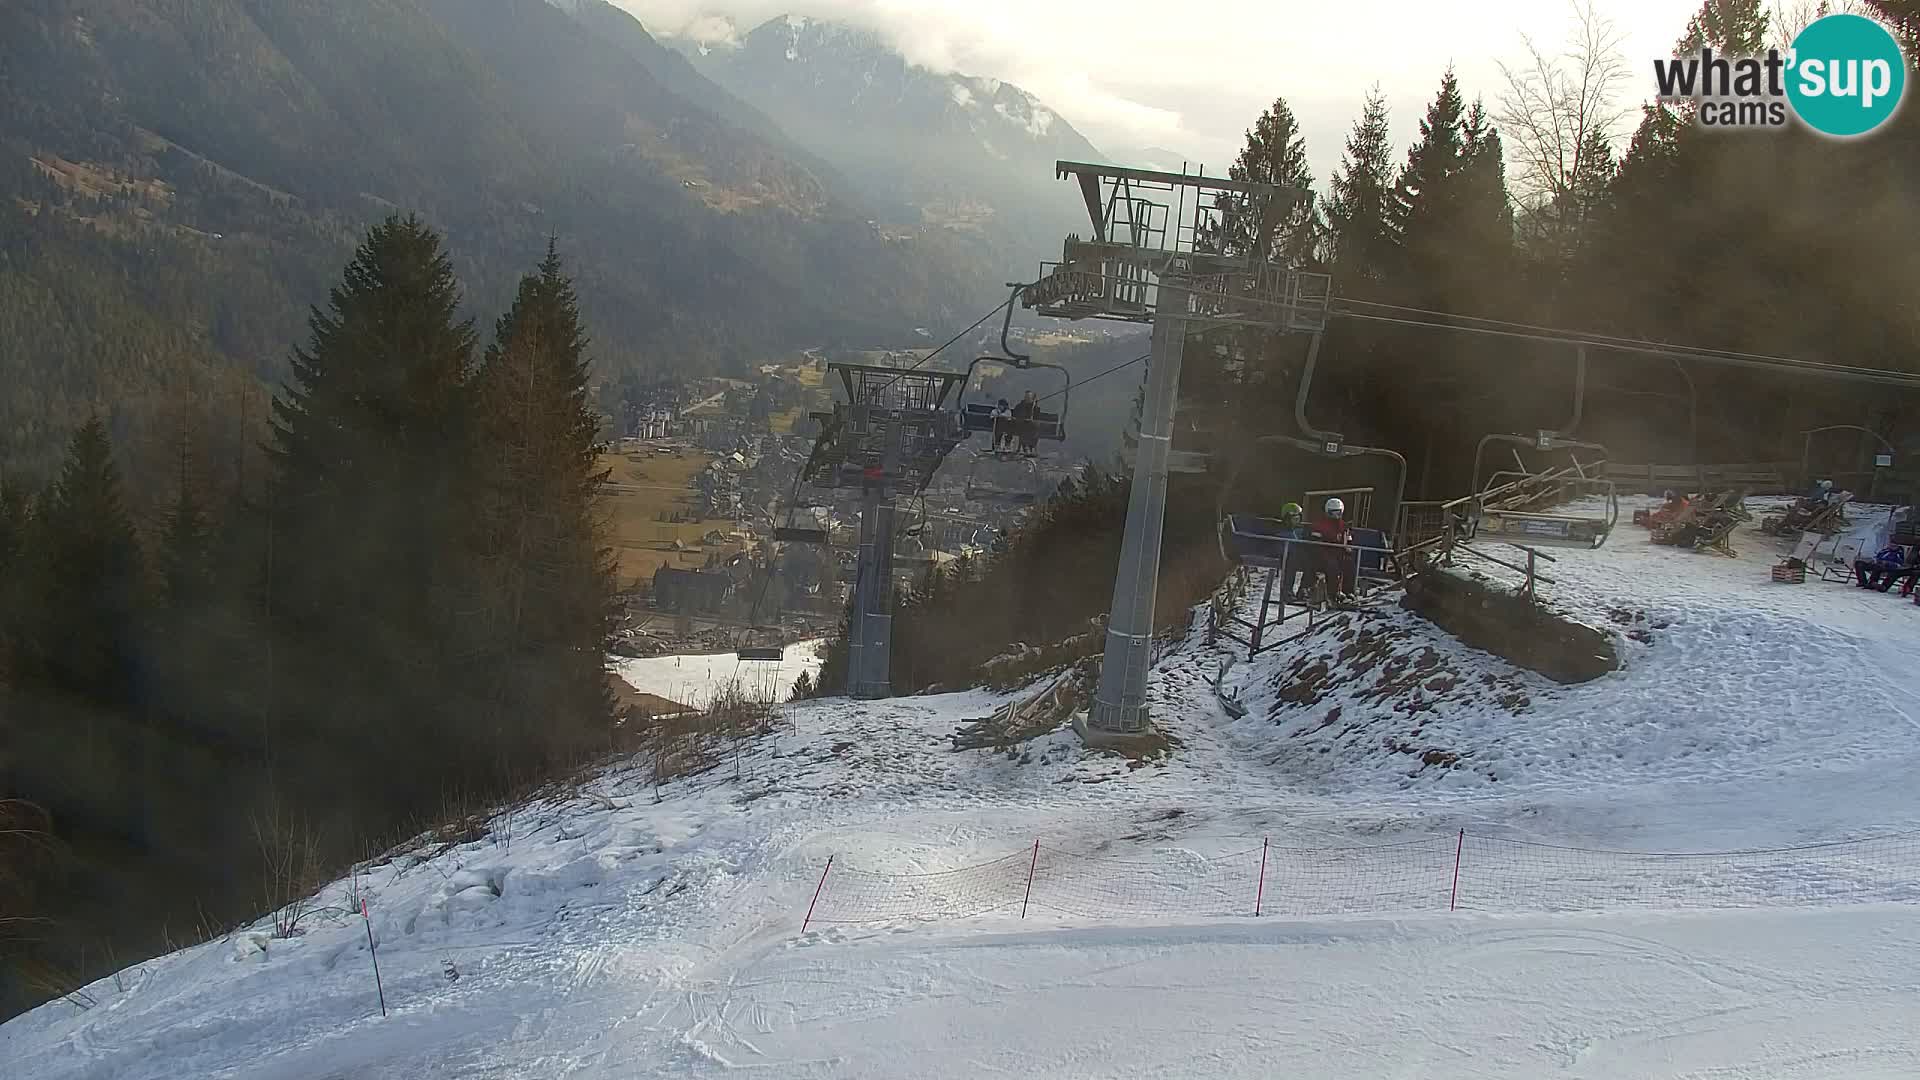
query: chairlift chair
[
  {"left": 955, "top": 283, "right": 1071, "bottom": 452},
  {"left": 772, "top": 504, "right": 829, "bottom": 544},
  {"left": 1465, "top": 498, "right": 1619, "bottom": 550}
]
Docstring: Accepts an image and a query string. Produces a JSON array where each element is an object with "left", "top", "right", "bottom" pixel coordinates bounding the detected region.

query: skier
[
  {"left": 1012, "top": 391, "right": 1041, "bottom": 456},
  {"left": 1276, "top": 502, "right": 1309, "bottom": 600},
  {"left": 1309, "top": 496, "right": 1355, "bottom": 605}
]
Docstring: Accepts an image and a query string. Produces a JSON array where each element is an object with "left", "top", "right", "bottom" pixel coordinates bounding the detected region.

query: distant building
[{"left": 651, "top": 566, "right": 733, "bottom": 614}]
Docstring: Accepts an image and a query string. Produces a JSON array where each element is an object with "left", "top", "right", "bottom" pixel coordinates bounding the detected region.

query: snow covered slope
[
  {"left": 6, "top": 495, "right": 1920, "bottom": 1078},
  {"left": 615, "top": 638, "right": 823, "bottom": 707}
]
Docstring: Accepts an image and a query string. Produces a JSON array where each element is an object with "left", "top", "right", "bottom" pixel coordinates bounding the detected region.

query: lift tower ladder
[{"left": 1020, "top": 160, "right": 1331, "bottom": 737}]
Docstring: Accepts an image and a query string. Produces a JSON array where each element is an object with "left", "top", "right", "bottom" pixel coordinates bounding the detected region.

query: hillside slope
[
  {"left": 0, "top": 0, "right": 992, "bottom": 477},
  {"left": 8, "top": 495, "right": 1920, "bottom": 1076}
]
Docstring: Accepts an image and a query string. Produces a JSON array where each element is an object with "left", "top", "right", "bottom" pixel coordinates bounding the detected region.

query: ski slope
[
  {"left": 6, "top": 496, "right": 1920, "bottom": 1078},
  {"left": 615, "top": 638, "right": 824, "bottom": 707}
]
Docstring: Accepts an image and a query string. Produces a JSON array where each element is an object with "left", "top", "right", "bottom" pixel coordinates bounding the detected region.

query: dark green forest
[{"left": 0, "top": 218, "right": 617, "bottom": 1018}]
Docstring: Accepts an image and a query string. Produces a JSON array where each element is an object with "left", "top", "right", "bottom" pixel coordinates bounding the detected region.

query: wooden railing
[{"left": 1602, "top": 462, "right": 1796, "bottom": 494}]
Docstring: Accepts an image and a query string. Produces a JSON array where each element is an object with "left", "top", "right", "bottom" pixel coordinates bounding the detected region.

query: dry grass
[
  {"left": 597, "top": 447, "right": 742, "bottom": 588},
  {"left": 606, "top": 672, "right": 696, "bottom": 720}
]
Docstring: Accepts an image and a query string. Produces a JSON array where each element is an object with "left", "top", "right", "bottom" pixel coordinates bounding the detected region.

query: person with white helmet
[{"left": 1309, "top": 496, "right": 1356, "bottom": 602}]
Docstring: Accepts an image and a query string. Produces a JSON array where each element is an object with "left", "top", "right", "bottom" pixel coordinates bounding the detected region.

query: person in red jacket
[{"left": 1309, "top": 497, "right": 1354, "bottom": 601}]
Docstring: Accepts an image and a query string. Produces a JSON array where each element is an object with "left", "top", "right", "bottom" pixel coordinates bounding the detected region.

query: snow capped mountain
[{"left": 668, "top": 14, "right": 1100, "bottom": 268}]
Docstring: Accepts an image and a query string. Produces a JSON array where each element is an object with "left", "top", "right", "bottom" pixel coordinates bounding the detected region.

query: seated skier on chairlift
[
  {"left": 991, "top": 399, "right": 1014, "bottom": 452},
  {"left": 1276, "top": 502, "right": 1310, "bottom": 601},
  {"left": 1309, "top": 497, "right": 1356, "bottom": 604},
  {"left": 1013, "top": 391, "right": 1040, "bottom": 457}
]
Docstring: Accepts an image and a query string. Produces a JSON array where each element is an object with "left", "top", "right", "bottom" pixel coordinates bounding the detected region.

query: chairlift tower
[
  {"left": 800, "top": 362, "right": 967, "bottom": 698},
  {"left": 1019, "top": 161, "right": 1332, "bottom": 737}
]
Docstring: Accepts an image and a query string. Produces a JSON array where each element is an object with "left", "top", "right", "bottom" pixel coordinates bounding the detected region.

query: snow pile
[{"left": 8, "top": 494, "right": 1920, "bottom": 1079}]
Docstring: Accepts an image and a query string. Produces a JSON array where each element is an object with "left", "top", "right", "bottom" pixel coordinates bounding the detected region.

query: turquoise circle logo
[{"left": 1787, "top": 13, "right": 1907, "bottom": 137}]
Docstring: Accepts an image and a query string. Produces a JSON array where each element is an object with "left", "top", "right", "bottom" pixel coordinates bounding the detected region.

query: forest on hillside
[
  {"left": 0, "top": 0, "right": 1003, "bottom": 481},
  {"left": 0, "top": 219, "right": 619, "bottom": 1019}
]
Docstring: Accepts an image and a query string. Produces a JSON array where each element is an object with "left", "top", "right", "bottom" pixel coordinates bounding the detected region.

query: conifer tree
[
  {"left": 1391, "top": 69, "right": 1469, "bottom": 261},
  {"left": 1392, "top": 73, "right": 1515, "bottom": 313},
  {"left": 1219, "top": 96, "right": 1321, "bottom": 265},
  {"left": 1325, "top": 89, "right": 1399, "bottom": 288},
  {"left": 465, "top": 242, "right": 616, "bottom": 771},
  {"left": 158, "top": 446, "right": 213, "bottom": 612},
  {"left": 1679, "top": 0, "right": 1771, "bottom": 53},
  {"left": 267, "top": 215, "right": 478, "bottom": 799},
  {"left": 20, "top": 416, "right": 145, "bottom": 707}
]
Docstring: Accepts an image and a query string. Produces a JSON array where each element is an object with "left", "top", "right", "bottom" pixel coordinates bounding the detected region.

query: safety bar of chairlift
[
  {"left": 1470, "top": 433, "right": 1609, "bottom": 496},
  {"left": 1220, "top": 432, "right": 1409, "bottom": 558},
  {"left": 736, "top": 647, "right": 785, "bottom": 662},
  {"left": 1219, "top": 515, "right": 1398, "bottom": 583},
  {"left": 1478, "top": 468, "right": 1614, "bottom": 512}
]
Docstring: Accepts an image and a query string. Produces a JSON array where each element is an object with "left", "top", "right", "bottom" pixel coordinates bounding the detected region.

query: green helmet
[{"left": 1280, "top": 502, "right": 1303, "bottom": 521}]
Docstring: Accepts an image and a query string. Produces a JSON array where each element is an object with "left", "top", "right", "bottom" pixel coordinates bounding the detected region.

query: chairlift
[
  {"left": 1459, "top": 346, "right": 1618, "bottom": 549},
  {"left": 897, "top": 495, "right": 929, "bottom": 538},
  {"left": 1463, "top": 503, "right": 1617, "bottom": 550},
  {"left": 772, "top": 502, "right": 829, "bottom": 544},
  {"left": 955, "top": 283, "right": 1071, "bottom": 448},
  {"left": 736, "top": 646, "right": 784, "bottom": 662}
]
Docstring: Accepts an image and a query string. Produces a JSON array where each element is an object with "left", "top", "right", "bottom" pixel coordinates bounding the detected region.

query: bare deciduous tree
[{"left": 1496, "top": 0, "right": 1631, "bottom": 256}]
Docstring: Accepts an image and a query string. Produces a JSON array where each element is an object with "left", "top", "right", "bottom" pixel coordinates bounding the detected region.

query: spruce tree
[
  {"left": 466, "top": 242, "right": 615, "bottom": 772},
  {"left": 1678, "top": 0, "right": 1770, "bottom": 54},
  {"left": 0, "top": 480, "right": 27, "bottom": 682},
  {"left": 1392, "top": 74, "right": 1515, "bottom": 314},
  {"left": 20, "top": 416, "right": 145, "bottom": 707},
  {"left": 267, "top": 215, "right": 478, "bottom": 802},
  {"left": 158, "top": 448, "right": 213, "bottom": 612},
  {"left": 1391, "top": 68, "right": 1469, "bottom": 264},
  {"left": 1220, "top": 96, "right": 1321, "bottom": 265},
  {"left": 1325, "top": 89, "right": 1398, "bottom": 288}
]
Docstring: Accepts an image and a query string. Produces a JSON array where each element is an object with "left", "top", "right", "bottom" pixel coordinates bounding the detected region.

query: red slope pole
[
  {"left": 1021, "top": 840, "right": 1040, "bottom": 919},
  {"left": 1255, "top": 838, "right": 1269, "bottom": 917},
  {"left": 802, "top": 856, "right": 834, "bottom": 934},
  {"left": 1449, "top": 829, "right": 1465, "bottom": 912}
]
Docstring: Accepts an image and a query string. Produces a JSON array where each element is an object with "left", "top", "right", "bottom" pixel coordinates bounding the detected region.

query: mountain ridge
[{"left": 667, "top": 13, "right": 1103, "bottom": 275}]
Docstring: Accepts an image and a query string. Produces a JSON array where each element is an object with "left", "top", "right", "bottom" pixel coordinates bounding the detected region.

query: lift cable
[
  {"left": 872, "top": 295, "right": 1015, "bottom": 398},
  {"left": 1330, "top": 295, "right": 1920, "bottom": 384},
  {"left": 1031, "top": 352, "right": 1151, "bottom": 405}
]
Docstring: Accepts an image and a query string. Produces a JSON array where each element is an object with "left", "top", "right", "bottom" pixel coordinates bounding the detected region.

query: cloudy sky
[{"left": 606, "top": 0, "right": 1773, "bottom": 191}]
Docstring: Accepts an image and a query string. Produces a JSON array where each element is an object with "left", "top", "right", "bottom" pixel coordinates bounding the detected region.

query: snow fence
[{"left": 802, "top": 830, "right": 1920, "bottom": 927}]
